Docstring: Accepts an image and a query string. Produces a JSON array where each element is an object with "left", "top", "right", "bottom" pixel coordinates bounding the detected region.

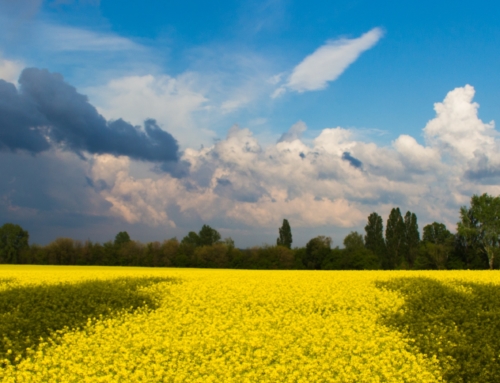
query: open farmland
[{"left": 0, "top": 267, "right": 499, "bottom": 382}]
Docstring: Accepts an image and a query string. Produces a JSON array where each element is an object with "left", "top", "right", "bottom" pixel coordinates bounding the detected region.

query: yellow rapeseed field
[{"left": 0, "top": 266, "right": 499, "bottom": 382}]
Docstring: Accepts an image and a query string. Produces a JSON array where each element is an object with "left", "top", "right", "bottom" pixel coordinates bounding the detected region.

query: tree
[
  {"left": 304, "top": 236, "right": 331, "bottom": 269},
  {"left": 423, "top": 222, "right": 452, "bottom": 244},
  {"left": 364, "top": 212, "right": 386, "bottom": 264},
  {"left": 181, "top": 225, "right": 221, "bottom": 248},
  {"left": 198, "top": 225, "right": 221, "bottom": 246},
  {"left": 277, "top": 219, "right": 293, "bottom": 249},
  {"left": 385, "top": 208, "right": 405, "bottom": 269},
  {"left": 341, "top": 231, "right": 380, "bottom": 270},
  {"left": 0, "top": 223, "right": 29, "bottom": 264},
  {"left": 417, "top": 222, "right": 454, "bottom": 270},
  {"left": 181, "top": 231, "right": 200, "bottom": 246},
  {"left": 403, "top": 211, "right": 420, "bottom": 268},
  {"left": 114, "top": 231, "right": 131, "bottom": 247},
  {"left": 344, "top": 231, "right": 364, "bottom": 249},
  {"left": 455, "top": 208, "right": 485, "bottom": 269},
  {"left": 459, "top": 193, "right": 500, "bottom": 269}
]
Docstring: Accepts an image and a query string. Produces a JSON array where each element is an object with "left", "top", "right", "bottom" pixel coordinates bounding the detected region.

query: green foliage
[
  {"left": 192, "top": 243, "right": 229, "bottom": 268},
  {"left": 403, "top": 211, "right": 420, "bottom": 268},
  {"left": 245, "top": 245, "right": 295, "bottom": 269},
  {"left": 114, "top": 231, "right": 131, "bottom": 247},
  {"left": 416, "top": 222, "right": 454, "bottom": 269},
  {"left": 44, "top": 238, "right": 80, "bottom": 265},
  {"left": 304, "top": 236, "right": 331, "bottom": 269},
  {"left": 423, "top": 222, "right": 452, "bottom": 245},
  {"left": 198, "top": 225, "right": 221, "bottom": 247},
  {"left": 344, "top": 232, "right": 380, "bottom": 270},
  {"left": 224, "top": 237, "right": 235, "bottom": 249},
  {"left": 181, "top": 231, "right": 200, "bottom": 246},
  {"left": 385, "top": 208, "right": 405, "bottom": 269},
  {"left": 377, "top": 277, "right": 500, "bottom": 383},
  {"left": 9, "top": 199, "right": 500, "bottom": 270},
  {"left": 0, "top": 276, "right": 178, "bottom": 365},
  {"left": 364, "top": 212, "right": 386, "bottom": 264},
  {"left": 455, "top": 207, "right": 487, "bottom": 269},
  {"left": 0, "top": 223, "right": 29, "bottom": 264},
  {"left": 459, "top": 193, "right": 500, "bottom": 269},
  {"left": 181, "top": 225, "right": 221, "bottom": 248},
  {"left": 344, "top": 231, "right": 364, "bottom": 250},
  {"left": 320, "top": 247, "right": 343, "bottom": 270},
  {"left": 276, "top": 219, "right": 293, "bottom": 249}
]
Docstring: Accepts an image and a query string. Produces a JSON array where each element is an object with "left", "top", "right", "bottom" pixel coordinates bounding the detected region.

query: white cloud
[
  {"left": 41, "top": 24, "right": 142, "bottom": 52},
  {"left": 221, "top": 95, "right": 252, "bottom": 114},
  {"left": 86, "top": 73, "right": 212, "bottom": 148},
  {"left": 277, "top": 120, "right": 307, "bottom": 143},
  {"left": 424, "top": 84, "right": 496, "bottom": 161},
  {"left": 393, "top": 135, "right": 441, "bottom": 172},
  {"left": 90, "top": 154, "right": 176, "bottom": 227},
  {"left": 274, "top": 28, "right": 383, "bottom": 96},
  {"left": 0, "top": 56, "right": 24, "bottom": 84},
  {"left": 86, "top": 85, "right": 500, "bottom": 236}
]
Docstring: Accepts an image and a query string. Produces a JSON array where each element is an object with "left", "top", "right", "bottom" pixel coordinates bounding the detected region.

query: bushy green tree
[
  {"left": 341, "top": 231, "right": 380, "bottom": 270},
  {"left": 423, "top": 222, "right": 452, "bottom": 244},
  {"left": 459, "top": 193, "right": 500, "bottom": 269},
  {"left": 304, "top": 236, "right": 331, "bottom": 269},
  {"left": 181, "top": 231, "right": 200, "bottom": 246},
  {"left": 198, "top": 225, "right": 221, "bottom": 246},
  {"left": 0, "top": 223, "right": 29, "bottom": 264},
  {"left": 455, "top": 206, "right": 485, "bottom": 268},
  {"left": 114, "top": 231, "right": 131, "bottom": 247},
  {"left": 277, "top": 219, "right": 293, "bottom": 249},
  {"left": 417, "top": 222, "right": 454, "bottom": 270},
  {"left": 385, "top": 208, "right": 405, "bottom": 269}
]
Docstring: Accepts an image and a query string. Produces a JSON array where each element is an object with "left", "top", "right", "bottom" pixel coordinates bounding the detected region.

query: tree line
[{"left": 1, "top": 193, "right": 498, "bottom": 270}]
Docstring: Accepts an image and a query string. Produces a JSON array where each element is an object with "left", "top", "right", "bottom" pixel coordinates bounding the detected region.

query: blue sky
[{"left": 1, "top": 0, "right": 499, "bottom": 247}]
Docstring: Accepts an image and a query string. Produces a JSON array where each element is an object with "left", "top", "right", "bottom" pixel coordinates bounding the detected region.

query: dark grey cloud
[
  {"left": 341, "top": 151, "right": 363, "bottom": 169},
  {"left": 0, "top": 80, "right": 50, "bottom": 152},
  {"left": 0, "top": 68, "right": 180, "bottom": 164}
]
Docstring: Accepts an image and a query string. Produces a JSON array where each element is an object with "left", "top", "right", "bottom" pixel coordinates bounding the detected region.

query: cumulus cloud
[
  {"left": 85, "top": 85, "right": 500, "bottom": 237},
  {"left": 424, "top": 84, "right": 496, "bottom": 161},
  {"left": 273, "top": 28, "right": 383, "bottom": 97},
  {"left": 0, "top": 56, "right": 24, "bottom": 84},
  {"left": 0, "top": 68, "right": 180, "bottom": 165},
  {"left": 278, "top": 120, "right": 307, "bottom": 143},
  {"left": 393, "top": 135, "right": 441, "bottom": 173},
  {"left": 3, "top": 82, "right": 499, "bottom": 245},
  {"left": 86, "top": 73, "right": 212, "bottom": 148}
]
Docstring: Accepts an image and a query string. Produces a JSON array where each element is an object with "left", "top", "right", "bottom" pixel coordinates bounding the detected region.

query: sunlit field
[{"left": 1, "top": 266, "right": 499, "bottom": 382}]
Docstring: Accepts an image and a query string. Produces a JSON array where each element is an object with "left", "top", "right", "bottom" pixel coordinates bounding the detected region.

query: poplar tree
[
  {"left": 277, "top": 219, "right": 293, "bottom": 249},
  {"left": 385, "top": 208, "right": 405, "bottom": 269},
  {"left": 403, "top": 211, "right": 420, "bottom": 269},
  {"left": 364, "top": 212, "right": 386, "bottom": 265}
]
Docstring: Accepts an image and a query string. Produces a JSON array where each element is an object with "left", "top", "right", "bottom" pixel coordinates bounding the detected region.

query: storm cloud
[{"left": 0, "top": 68, "right": 180, "bottom": 163}]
